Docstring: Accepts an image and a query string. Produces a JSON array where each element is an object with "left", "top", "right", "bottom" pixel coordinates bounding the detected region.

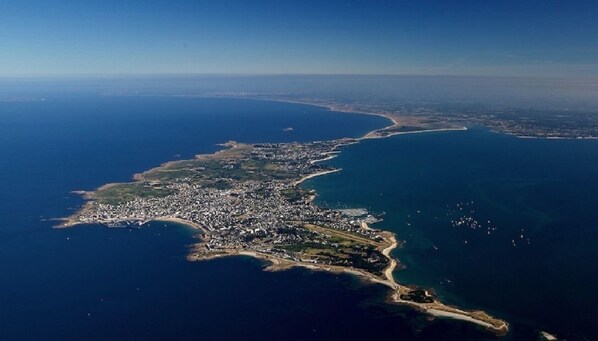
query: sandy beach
[
  {"left": 381, "top": 236, "right": 399, "bottom": 289},
  {"left": 153, "top": 217, "right": 207, "bottom": 232},
  {"left": 292, "top": 168, "right": 341, "bottom": 186}
]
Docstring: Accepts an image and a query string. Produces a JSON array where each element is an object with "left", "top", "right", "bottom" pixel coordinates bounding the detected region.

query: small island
[{"left": 59, "top": 114, "right": 507, "bottom": 336}]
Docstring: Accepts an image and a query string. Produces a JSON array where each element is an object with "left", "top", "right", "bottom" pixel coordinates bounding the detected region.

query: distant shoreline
[
  {"left": 238, "top": 97, "right": 471, "bottom": 140},
  {"left": 206, "top": 95, "right": 595, "bottom": 141}
]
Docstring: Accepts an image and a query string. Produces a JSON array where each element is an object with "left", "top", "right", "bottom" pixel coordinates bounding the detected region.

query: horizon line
[{"left": 1, "top": 72, "right": 596, "bottom": 81}]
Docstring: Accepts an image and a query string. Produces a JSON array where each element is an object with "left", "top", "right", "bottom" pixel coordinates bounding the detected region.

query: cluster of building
[{"left": 72, "top": 139, "right": 388, "bottom": 271}]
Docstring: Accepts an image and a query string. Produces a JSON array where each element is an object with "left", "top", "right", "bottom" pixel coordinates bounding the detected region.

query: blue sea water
[
  {"left": 2, "top": 96, "right": 596, "bottom": 340},
  {"left": 304, "top": 128, "right": 598, "bottom": 340},
  {"left": 0, "top": 96, "right": 495, "bottom": 341}
]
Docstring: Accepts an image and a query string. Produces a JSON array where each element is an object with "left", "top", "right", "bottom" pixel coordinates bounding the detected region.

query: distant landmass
[{"left": 207, "top": 93, "right": 598, "bottom": 140}]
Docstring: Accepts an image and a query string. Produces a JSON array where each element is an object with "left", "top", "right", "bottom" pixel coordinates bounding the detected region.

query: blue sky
[{"left": 1, "top": 0, "right": 597, "bottom": 77}]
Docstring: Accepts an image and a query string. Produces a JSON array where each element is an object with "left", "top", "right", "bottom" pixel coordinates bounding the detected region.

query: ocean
[
  {"left": 1, "top": 96, "right": 596, "bottom": 340},
  {"left": 304, "top": 128, "right": 598, "bottom": 340}
]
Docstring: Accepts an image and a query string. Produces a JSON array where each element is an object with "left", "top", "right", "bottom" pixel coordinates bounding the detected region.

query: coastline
[
  {"left": 292, "top": 168, "right": 341, "bottom": 186},
  {"left": 247, "top": 97, "right": 472, "bottom": 140},
  {"left": 360, "top": 126, "right": 468, "bottom": 140},
  {"left": 152, "top": 217, "right": 208, "bottom": 232},
  {"left": 60, "top": 98, "right": 508, "bottom": 335},
  {"left": 182, "top": 221, "right": 507, "bottom": 335},
  {"left": 217, "top": 95, "right": 596, "bottom": 141},
  {"left": 253, "top": 100, "right": 509, "bottom": 333},
  {"left": 248, "top": 97, "right": 399, "bottom": 127}
]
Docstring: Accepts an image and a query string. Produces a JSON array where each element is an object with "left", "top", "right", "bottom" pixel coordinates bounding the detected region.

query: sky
[{"left": 1, "top": 0, "right": 597, "bottom": 77}]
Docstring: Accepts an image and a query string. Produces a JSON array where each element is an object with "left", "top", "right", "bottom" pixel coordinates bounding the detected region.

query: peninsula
[{"left": 59, "top": 113, "right": 507, "bottom": 336}]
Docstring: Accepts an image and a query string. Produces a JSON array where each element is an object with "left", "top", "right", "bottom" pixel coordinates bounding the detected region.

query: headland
[{"left": 58, "top": 103, "right": 507, "bottom": 336}]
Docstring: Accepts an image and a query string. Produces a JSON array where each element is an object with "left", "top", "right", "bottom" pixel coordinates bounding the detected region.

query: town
[
  {"left": 60, "top": 130, "right": 509, "bottom": 335},
  {"left": 63, "top": 139, "right": 392, "bottom": 276}
]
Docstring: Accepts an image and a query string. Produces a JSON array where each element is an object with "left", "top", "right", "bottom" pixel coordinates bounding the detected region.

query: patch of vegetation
[
  {"left": 93, "top": 182, "right": 175, "bottom": 205},
  {"left": 278, "top": 242, "right": 327, "bottom": 252},
  {"left": 203, "top": 179, "right": 232, "bottom": 190},
  {"left": 281, "top": 188, "right": 311, "bottom": 202},
  {"left": 388, "top": 125, "right": 425, "bottom": 133},
  {"left": 304, "top": 224, "right": 381, "bottom": 247}
]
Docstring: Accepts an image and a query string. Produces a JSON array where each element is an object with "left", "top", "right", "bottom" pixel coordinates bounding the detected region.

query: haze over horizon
[{"left": 2, "top": 0, "right": 598, "bottom": 78}]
